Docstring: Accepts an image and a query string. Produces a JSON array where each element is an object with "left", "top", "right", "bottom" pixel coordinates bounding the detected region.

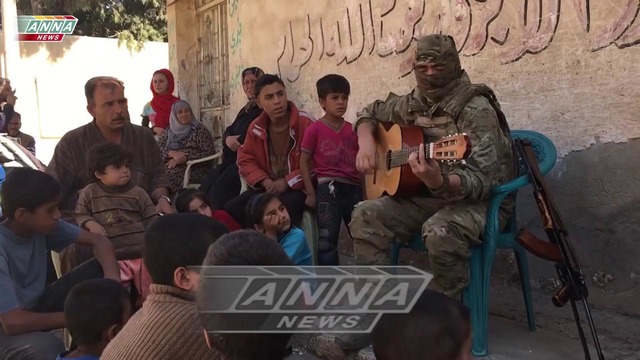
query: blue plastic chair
[{"left": 390, "top": 130, "right": 557, "bottom": 357}]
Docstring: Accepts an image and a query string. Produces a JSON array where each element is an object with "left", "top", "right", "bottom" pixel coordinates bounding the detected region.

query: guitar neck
[{"left": 388, "top": 143, "right": 435, "bottom": 169}]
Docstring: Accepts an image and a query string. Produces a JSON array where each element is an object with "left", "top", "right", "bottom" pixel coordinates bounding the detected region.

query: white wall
[{"left": 1, "top": 34, "right": 169, "bottom": 164}]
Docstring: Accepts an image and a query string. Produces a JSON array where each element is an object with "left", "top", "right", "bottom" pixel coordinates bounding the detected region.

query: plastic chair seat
[
  {"left": 182, "top": 150, "right": 222, "bottom": 189},
  {"left": 390, "top": 130, "right": 557, "bottom": 356},
  {"left": 50, "top": 251, "right": 73, "bottom": 349}
]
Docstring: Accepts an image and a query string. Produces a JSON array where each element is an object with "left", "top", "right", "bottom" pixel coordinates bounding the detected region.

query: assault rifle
[{"left": 515, "top": 139, "right": 605, "bottom": 360}]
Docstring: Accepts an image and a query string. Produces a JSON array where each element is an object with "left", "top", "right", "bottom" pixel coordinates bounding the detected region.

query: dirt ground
[{"left": 283, "top": 227, "right": 640, "bottom": 360}]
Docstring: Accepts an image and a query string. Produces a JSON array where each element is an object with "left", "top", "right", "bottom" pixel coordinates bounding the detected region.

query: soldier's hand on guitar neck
[{"left": 408, "top": 143, "right": 445, "bottom": 189}]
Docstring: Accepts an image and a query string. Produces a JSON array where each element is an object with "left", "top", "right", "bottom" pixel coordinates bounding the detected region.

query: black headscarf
[{"left": 241, "top": 67, "right": 265, "bottom": 108}]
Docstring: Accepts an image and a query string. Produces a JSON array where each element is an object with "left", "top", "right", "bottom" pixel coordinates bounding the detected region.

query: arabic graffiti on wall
[
  {"left": 277, "top": 0, "right": 640, "bottom": 82},
  {"left": 230, "top": 0, "right": 245, "bottom": 95}
]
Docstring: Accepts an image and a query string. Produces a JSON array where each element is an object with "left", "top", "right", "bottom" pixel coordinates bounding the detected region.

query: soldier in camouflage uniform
[{"left": 336, "top": 34, "right": 515, "bottom": 350}]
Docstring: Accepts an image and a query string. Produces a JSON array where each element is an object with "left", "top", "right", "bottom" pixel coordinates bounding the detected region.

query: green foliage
[{"left": 17, "top": 0, "right": 167, "bottom": 51}]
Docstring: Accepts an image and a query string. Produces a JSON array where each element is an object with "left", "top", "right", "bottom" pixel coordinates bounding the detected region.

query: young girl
[
  {"left": 174, "top": 189, "right": 241, "bottom": 231},
  {"left": 245, "top": 193, "right": 313, "bottom": 266}
]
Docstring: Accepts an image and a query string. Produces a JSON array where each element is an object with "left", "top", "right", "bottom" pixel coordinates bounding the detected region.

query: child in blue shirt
[
  {"left": 0, "top": 169, "right": 120, "bottom": 359},
  {"left": 56, "top": 278, "right": 131, "bottom": 360},
  {"left": 246, "top": 192, "right": 312, "bottom": 266}
]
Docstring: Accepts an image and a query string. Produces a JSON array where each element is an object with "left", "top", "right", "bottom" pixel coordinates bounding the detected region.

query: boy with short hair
[
  {"left": 372, "top": 289, "right": 472, "bottom": 360},
  {"left": 101, "top": 214, "right": 227, "bottom": 360},
  {"left": 57, "top": 278, "right": 131, "bottom": 360},
  {"left": 75, "top": 142, "right": 159, "bottom": 305},
  {"left": 0, "top": 168, "right": 120, "bottom": 359},
  {"left": 198, "top": 230, "right": 294, "bottom": 360},
  {"left": 300, "top": 74, "right": 361, "bottom": 265},
  {"left": 224, "top": 74, "right": 315, "bottom": 228}
]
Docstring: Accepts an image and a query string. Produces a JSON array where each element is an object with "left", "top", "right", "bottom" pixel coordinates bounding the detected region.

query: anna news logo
[
  {"left": 17, "top": 15, "right": 78, "bottom": 42},
  {"left": 198, "top": 266, "right": 432, "bottom": 334}
]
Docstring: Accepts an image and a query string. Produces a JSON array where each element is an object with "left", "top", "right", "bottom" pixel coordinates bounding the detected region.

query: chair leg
[
  {"left": 514, "top": 245, "right": 536, "bottom": 331},
  {"left": 390, "top": 243, "right": 401, "bottom": 265},
  {"left": 468, "top": 248, "right": 488, "bottom": 357},
  {"left": 64, "top": 328, "right": 72, "bottom": 350},
  {"left": 300, "top": 211, "right": 319, "bottom": 265}
]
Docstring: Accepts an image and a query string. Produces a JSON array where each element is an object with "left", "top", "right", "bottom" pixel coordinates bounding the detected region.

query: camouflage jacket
[{"left": 356, "top": 84, "right": 515, "bottom": 203}]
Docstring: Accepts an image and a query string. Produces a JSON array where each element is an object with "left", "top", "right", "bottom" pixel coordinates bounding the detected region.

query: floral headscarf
[{"left": 167, "top": 100, "right": 198, "bottom": 150}]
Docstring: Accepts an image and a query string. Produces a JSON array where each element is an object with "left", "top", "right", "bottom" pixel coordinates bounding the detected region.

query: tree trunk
[
  {"left": 30, "top": 0, "right": 44, "bottom": 14},
  {"left": 52, "top": 0, "right": 67, "bottom": 13}
]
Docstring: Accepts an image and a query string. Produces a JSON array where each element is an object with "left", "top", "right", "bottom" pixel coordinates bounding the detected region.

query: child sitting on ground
[
  {"left": 101, "top": 213, "right": 228, "bottom": 360},
  {"left": 174, "top": 188, "right": 241, "bottom": 231},
  {"left": 75, "top": 142, "right": 158, "bottom": 306},
  {"left": 300, "top": 74, "right": 361, "bottom": 265},
  {"left": 56, "top": 278, "right": 131, "bottom": 360},
  {"left": 0, "top": 169, "right": 119, "bottom": 359},
  {"left": 198, "top": 230, "right": 294, "bottom": 360},
  {"left": 245, "top": 192, "right": 312, "bottom": 265},
  {"left": 371, "top": 289, "right": 472, "bottom": 360}
]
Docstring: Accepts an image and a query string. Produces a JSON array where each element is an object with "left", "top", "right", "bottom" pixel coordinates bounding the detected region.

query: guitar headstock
[{"left": 432, "top": 133, "right": 471, "bottom": 163}]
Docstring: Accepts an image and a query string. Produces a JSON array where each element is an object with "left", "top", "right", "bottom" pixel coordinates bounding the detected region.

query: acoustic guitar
[{"left": 363, "top": 122, "right": 471, "bottom": 200}]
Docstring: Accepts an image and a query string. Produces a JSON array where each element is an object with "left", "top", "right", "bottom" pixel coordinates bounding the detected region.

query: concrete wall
[
  {"left": 167, "top": 0, "right": 198, "bottom": 112},
  {"left": 169, "top": 0, "right": 640, "bottom": 314},
  {"left": 0, "top": 34, "right": 169, "bottom": 164}
]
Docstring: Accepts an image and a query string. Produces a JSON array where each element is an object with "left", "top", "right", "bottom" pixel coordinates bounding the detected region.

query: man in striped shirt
[{"left": 46, "top": 76, "right": 173, "bottom": 273}]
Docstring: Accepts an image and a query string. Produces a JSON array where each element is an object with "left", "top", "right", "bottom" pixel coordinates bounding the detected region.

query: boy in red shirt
[
  {"left": 225, "top": 74, "right": 315, "bottom": 227},
  {"left": 300, "top": 74, "right": 361, "bottom": 265}
]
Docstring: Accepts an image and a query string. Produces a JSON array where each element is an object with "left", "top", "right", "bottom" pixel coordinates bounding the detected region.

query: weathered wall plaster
[
  {"left": 167, "top": 0, "right": 198, "bottom": 113},
  {"left": 224, "top": 0, "right": 640, "bottom": 157},
  {"left": 168, "top": 0, "right": 640, "bottom": 312}
]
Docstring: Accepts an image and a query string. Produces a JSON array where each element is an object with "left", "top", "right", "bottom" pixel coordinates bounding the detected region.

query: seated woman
[
  {"left": 198, "top": 67, "right": 264, "bottom": 209},
  {"left": 157, "top": 100, "right": 215, "bottom": 193},
  {"left": 141, "top": 68, "right": 180, "bottom": 137}
]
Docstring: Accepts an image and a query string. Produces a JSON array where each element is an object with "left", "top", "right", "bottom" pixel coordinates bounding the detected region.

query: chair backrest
[
  {"left": 511, "top": 130, "right": 558, "bottom": 178},
  {"left": 493, "top": 130, "right": 558, "bottom": 235}
]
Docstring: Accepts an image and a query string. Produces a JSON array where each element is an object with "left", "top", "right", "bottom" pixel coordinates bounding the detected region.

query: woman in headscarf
[
  {"left": 141, "top": 68, "right": 180, "bottom": 137},
  {"left": 157, "top": 100, "right": 216, "bottom": 193},
  {"left": 198, "top": 66, "right": 265, "bottom": 209}
]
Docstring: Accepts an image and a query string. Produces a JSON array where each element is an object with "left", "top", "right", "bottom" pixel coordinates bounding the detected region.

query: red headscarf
[{"left": 150, "top": 68, "right": 180, "bottom": 129}]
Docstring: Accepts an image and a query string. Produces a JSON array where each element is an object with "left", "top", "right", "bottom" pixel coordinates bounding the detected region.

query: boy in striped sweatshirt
[{"left": 101, "top": 214, "right": 227, "bottom": 360}]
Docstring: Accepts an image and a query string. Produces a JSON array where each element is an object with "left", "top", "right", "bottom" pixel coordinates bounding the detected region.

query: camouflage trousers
[{"left": 349, "top": 196, "right": 507, "bottom": 299}]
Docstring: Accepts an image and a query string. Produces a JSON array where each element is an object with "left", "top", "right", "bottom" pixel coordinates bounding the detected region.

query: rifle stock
[{"left": 515, "top": 139, "right": 605, "bottom": 360}]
